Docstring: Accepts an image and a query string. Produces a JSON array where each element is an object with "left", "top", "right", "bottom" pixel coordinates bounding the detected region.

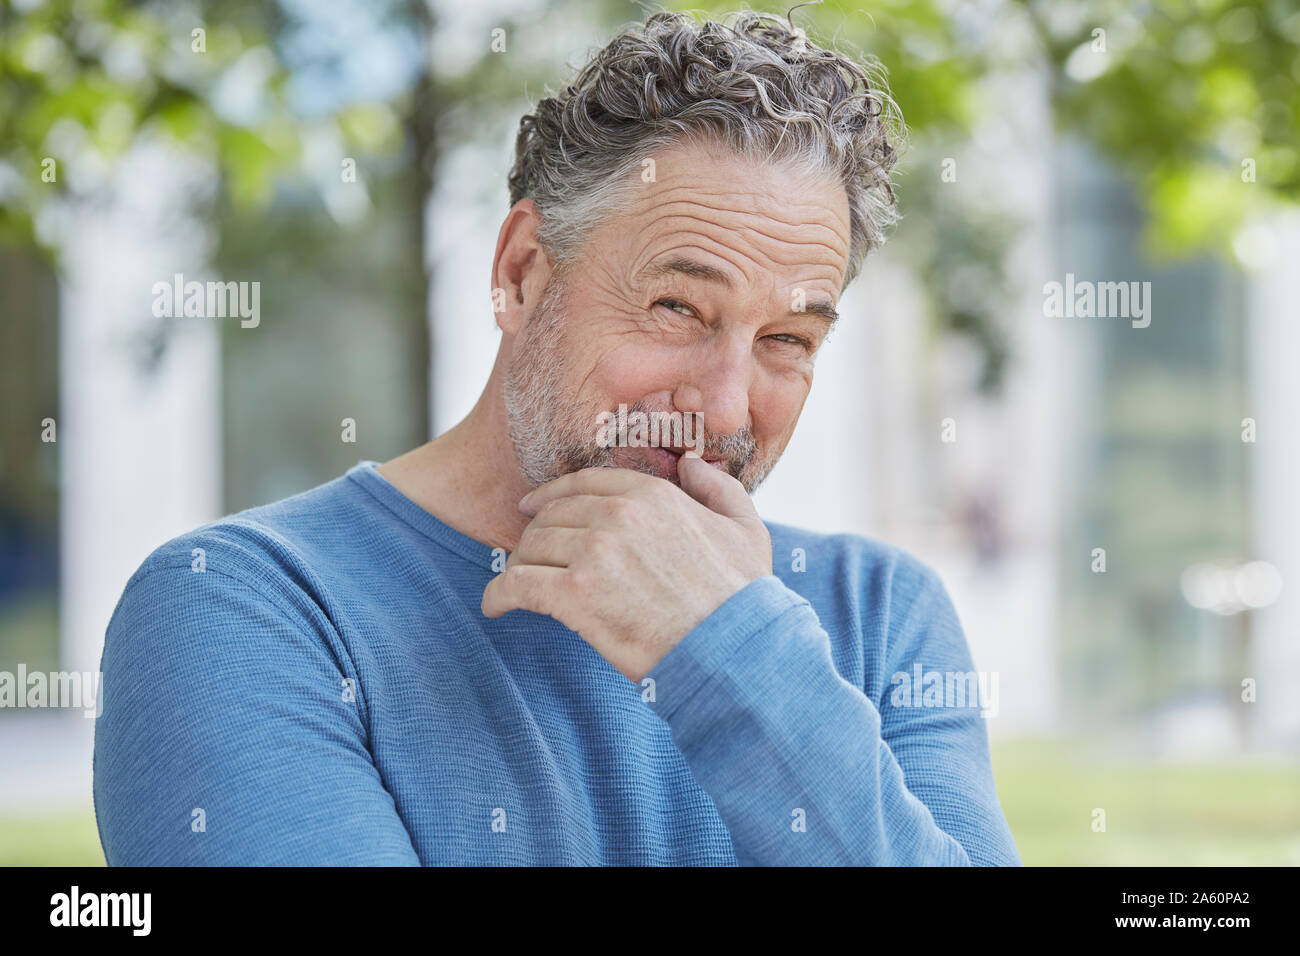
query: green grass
[
  {"left": 1, "top": 738, "right": 1296, "bottom": 865},
  {"left": 0, "top": 811, "right": 105, "bottom": 866},
  {"left": 993, "top": 738, "right": 1300, "bottom": 865}
]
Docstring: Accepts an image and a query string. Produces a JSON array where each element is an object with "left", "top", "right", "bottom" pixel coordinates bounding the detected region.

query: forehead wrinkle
[
  {"left": 633, "top": 209, "right": 849, "bottom": 279},
  {"left": 637, "top": 195, "right": 851, "bottom": 263},
  {"left": 633, "top": 186, "right": 850, "bottom": 241}
]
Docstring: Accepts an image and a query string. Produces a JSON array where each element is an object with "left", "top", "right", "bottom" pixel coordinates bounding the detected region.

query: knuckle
[
  {"left": 607, "top": 496, "right": 636, "bottom": 523},
  {"left": 567, "top": 565, "right": 593, "bottom": 593},
  {"left": 588, "top": 529, "right": 617, "bottom": 562}
]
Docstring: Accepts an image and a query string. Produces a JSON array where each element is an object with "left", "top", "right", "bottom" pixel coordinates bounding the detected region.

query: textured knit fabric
[{"left": 93, "top": 460, "right": 1022, "bottom": 866}]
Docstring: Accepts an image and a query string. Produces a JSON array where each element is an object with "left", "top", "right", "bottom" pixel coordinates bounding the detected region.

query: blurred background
[{"left": 1, "top": 0, "right": 1297, "bottom": 865}]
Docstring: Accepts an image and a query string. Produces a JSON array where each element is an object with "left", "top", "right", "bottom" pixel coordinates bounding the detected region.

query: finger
[
  {"left": 482, "top": 563, "right": 567, "bottom": 618},
  {"left": 677, "top": 451, "right": 754, "bottom": 518},
  {"left": 508, "top": 525, "right": 587, "bottom": 569},
  {"left": 519, "top": 466, "right": 651, "bottom": 516},
  {"left": 526, "top": 494, "right": 628, "bottom": 530}
]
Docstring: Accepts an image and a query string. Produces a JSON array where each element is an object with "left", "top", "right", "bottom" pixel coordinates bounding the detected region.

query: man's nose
[{"left": 673, "top": 333, "right": 753, "bottom": 439}]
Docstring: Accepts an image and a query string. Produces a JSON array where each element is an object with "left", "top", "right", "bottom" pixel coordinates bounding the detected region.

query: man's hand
[{"left": 481, "top": 453, "right": 773, "bottom": 682}]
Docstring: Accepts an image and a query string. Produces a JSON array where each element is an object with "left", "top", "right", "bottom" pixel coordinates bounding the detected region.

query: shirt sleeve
[
  {"left": 643, "top": 569, "right": 1022, "bottom": 866},
  {"left": 93, "top": 553, "right": 421, "bottom": 865}
]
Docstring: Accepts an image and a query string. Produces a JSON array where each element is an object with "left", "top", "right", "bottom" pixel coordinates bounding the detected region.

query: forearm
[{"left": 645, "top": 575, "right": 1016, "bottom": 866}]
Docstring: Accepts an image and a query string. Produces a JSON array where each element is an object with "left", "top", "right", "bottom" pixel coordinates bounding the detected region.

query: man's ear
[{"left": 491, "top": 199, "right": 551, "bottom": 336}]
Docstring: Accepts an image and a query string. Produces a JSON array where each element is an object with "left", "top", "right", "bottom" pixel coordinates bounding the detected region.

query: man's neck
[{"left": 376, "top": 386, "right": 534, "bottom": 553}]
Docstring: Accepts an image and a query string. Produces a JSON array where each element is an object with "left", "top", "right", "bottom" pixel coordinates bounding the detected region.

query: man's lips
[{"left": 647, "top": 446, "right": 731, "bottom": 474}]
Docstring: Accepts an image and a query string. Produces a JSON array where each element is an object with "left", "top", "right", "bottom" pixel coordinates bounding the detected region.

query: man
[{"left": 94, "top": 10, "right": 1021, "bottom": 865}]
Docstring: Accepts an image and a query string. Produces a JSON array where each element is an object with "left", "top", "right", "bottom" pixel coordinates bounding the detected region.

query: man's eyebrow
[
  {"left": 637, "top": 254, "right": 839, "bottom": 326},
  {"left": 637, "top": 255, "right": 735, "bottom": 288},
  {"left": 800, "top": 299, "right": 840, "bottom": 326}
]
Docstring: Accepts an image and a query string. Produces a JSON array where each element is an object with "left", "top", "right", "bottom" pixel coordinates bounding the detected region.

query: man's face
[{"left": 504, "top": 139, "right": 852, "bottom": 494}]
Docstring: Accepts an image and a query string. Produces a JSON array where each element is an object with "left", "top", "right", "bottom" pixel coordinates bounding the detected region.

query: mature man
[{"left": 94, "top": 10, "right": 1021, "bottom": 865}]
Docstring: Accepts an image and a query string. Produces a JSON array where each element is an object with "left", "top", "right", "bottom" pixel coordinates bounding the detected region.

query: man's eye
[
  {"left": 768, "top": 333, "right": 814, "bottom": 350},
  {"left": 653, "top": 298, "right": 696, "bottom": 317}
]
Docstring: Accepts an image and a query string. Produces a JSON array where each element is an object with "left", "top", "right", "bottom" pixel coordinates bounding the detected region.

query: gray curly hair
[{"left": 507, "top": 8, "right": 904, "bottom": 292}]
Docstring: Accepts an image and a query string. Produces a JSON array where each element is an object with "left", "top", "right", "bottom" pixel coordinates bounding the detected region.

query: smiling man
[{"left": 94, "top": 10, "right": 1021, "bottom": 866}]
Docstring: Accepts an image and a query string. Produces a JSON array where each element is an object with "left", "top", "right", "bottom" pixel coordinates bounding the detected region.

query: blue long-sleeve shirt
[{"left": 92, "top": 460, "right": 1021, "bottom": 865}]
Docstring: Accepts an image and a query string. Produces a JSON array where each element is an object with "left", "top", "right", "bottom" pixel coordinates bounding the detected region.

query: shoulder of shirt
[
  {"left": 764, "top": 519, "right": 943, "bottom": 585},
  {"left": 113, "top": 470, "right": 363, "bottom": 614},
  {"left": 760, "top": 520, "right": 966, "bottom": 669}
]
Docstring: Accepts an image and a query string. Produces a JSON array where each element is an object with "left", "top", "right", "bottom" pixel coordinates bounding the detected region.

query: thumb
[{"left": 678, "top": 451, "right": 753, "bottom": 518}]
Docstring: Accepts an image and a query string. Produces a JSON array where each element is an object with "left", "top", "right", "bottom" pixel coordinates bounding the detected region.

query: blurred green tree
[{"left": 3, "top": 0, "right": 1297, "bottom": 403}]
